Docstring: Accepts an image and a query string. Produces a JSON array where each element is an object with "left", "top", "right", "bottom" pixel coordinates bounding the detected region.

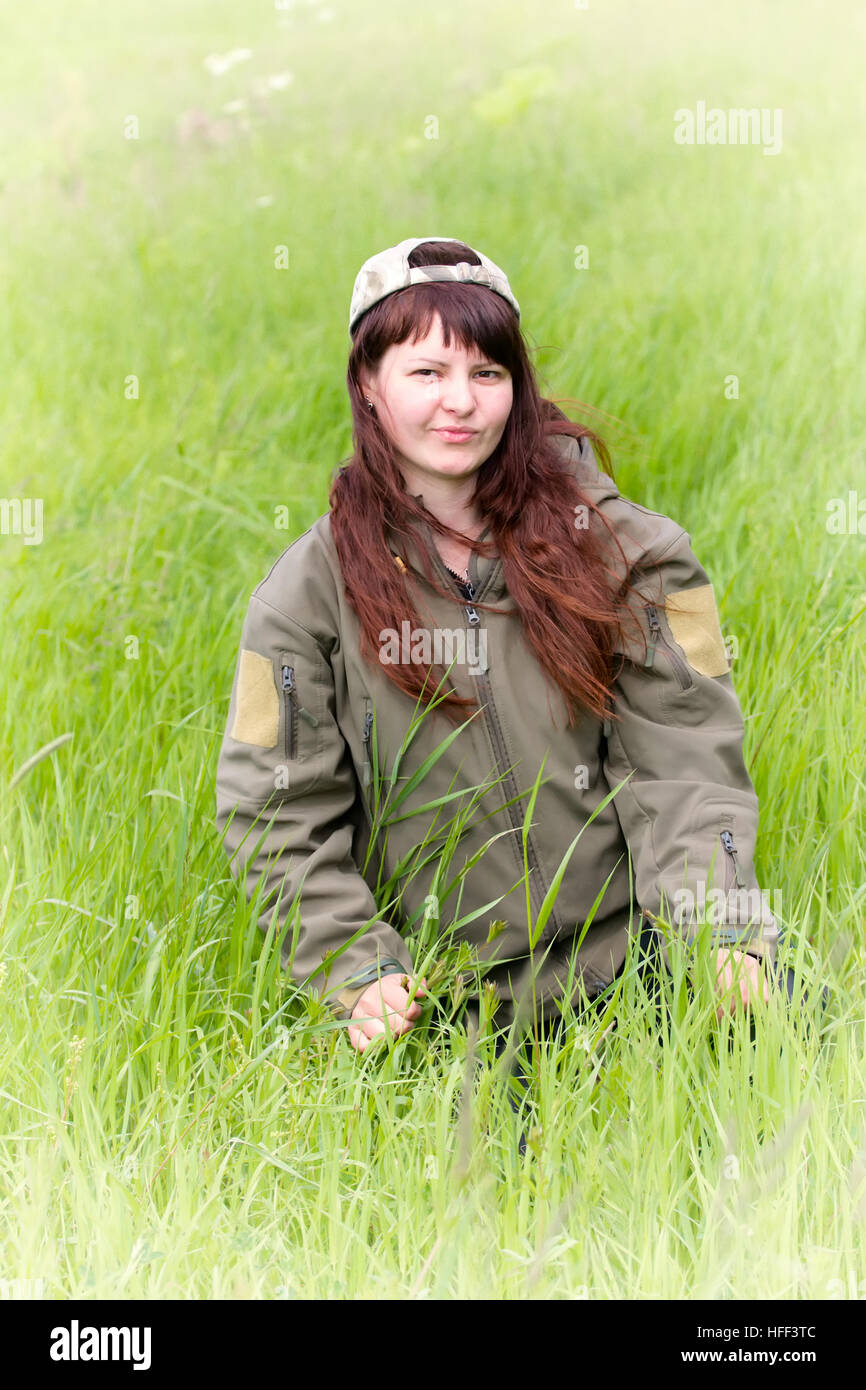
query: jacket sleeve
[
  {"left": 600, "top": 524, "right": 780, "bottom": 976},
  {"left": 215, "top": 589, "right": 414, "bottom": 1019}
]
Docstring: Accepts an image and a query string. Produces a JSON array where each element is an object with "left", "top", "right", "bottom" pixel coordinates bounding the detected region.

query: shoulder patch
[
  {"left": 663, "top": 583, "right": 730, "bottom": 677},
  {"left": 231, "top": 648, "right": 279, "bottom": 746}
]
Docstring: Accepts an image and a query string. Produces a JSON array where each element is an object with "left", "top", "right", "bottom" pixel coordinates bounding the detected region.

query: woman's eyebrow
[{"left": 406, "top": 356, "right": 499, "bottom": 367}]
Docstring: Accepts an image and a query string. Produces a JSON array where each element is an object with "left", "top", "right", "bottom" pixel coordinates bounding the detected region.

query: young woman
[{"left": 216, "top": 234, "right": 793, "bottom": 1056}]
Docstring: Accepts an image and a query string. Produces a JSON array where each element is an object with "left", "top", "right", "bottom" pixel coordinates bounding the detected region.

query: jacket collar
[
  {"left": 385, "top": 501, "right": 508, "bottom": 602},
  {"left": 382, "top": 433, "right": 614, "bottom": 603}
]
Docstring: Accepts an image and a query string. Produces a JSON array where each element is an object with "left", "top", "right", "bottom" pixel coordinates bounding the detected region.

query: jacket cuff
[{"left": 645, "top": 892, "right": 780, "bottom": 974}]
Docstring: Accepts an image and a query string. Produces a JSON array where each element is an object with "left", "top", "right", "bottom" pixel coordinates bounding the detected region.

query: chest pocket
[
  {"left": 277, "top": 649, "right": 324, "bottom": 765},
  {"left": 644, "top": 602, "right": 697, "bottom": 693}
]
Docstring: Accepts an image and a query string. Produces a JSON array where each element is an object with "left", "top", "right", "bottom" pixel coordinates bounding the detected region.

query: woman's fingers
[
  {"left": 347, "top": 973, "right": 430, "bottom": 1051},
  {"left": 748, "top": 968, "right": 772, "bottom": 1007},
  {"left": 348, "top": 1014, "right": 387, "bottom": 1053},
  {"left": 369, "top": 979, "right": 415, "bottom": 1031},
  {"left": 379, "top": 973, "right": 430, "bottom": 1020},
  {"left": 714, "top": 949, "right": 772, "bottom": 1019}
]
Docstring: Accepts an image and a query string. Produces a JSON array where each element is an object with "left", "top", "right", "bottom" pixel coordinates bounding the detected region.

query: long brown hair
[{"left": 330, "top": 238, "right": 641, "bottom": 730}]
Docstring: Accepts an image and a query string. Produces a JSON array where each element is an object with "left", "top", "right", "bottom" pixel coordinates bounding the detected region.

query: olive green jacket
[{"left": 214, "top": 433, "right": 779, "bottom": 1026}]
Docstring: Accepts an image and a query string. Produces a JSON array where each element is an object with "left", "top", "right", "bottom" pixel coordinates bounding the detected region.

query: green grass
[{"left": 1, "top": 0, "right": 864, "bottom": 1299}]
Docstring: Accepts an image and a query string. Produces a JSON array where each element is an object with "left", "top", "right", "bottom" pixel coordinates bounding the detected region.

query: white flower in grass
[
  {"left": 255, "top": 194, "right": 274, "bottom": 207},
  {"left": 121, "top": 1154, "right": 139, "bottom": 1182},
  {"left": 223, "top": 99, "right": 248, "bottom": 114},
  {"left": 267, "top": 73, "right": 294, "bottom": 90}
]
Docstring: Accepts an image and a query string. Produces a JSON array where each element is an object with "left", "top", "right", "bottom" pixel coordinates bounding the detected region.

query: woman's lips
[{"left": 434, "top": 428, "right": 476, "bottom": 441}]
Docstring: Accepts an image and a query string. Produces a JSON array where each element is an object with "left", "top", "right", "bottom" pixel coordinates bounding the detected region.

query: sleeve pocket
[{"left": 276, "top": 648, "right": 325, "bottom": 765}]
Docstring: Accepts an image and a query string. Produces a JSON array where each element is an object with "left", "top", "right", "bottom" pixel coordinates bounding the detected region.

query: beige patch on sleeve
[
  {"left": 230, "top": 648, "right": 279, "bottom": 747},
  {"left": 663, "top": 583, "right": 730, "bottom": 677}
]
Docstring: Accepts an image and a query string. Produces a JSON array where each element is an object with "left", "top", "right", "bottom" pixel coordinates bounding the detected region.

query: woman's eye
[{"left": 412, "top": 369, "right": 501, "bottom": 378}]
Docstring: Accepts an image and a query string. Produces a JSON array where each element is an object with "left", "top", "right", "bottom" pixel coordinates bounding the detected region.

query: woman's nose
[{"left": 438, "top": 377, "right": 476, "bottom": 412}]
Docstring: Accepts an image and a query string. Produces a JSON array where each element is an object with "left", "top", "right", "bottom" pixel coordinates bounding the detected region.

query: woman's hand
[
  {"left": 714, "top": 948, "right": 771, "bottom": 1020},
  {"left": 348, "top": 973, "right": 427, "bottom": 1053}
]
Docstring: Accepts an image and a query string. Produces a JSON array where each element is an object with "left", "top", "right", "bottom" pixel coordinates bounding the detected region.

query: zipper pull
[
  {"left": 362, "top": 709, "right": 374, "bottom": 788},
  {"left": 463, "top": 579, "right": 480, "bottom": 626},
  {"left": 720, "top": 829, "right": 746, "bottom": 888},
  {"left": 281, "top": 665, "right": 296, "bottom": 760},
  {"left": 645, "top": 605, "right": 660, "bottom": 668},
  {"left": 282, "top": 664, "right": 318, "bottom": 728}
]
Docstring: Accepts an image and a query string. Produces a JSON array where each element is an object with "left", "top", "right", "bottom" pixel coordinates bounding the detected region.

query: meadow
[{"left": 1, "top": 0, "right": 864, "bottom": 1298}]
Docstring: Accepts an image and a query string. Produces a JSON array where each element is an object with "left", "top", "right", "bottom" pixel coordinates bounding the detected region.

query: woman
[{"left": 215, "top": 234, "right": 790, "bottom": 1056}]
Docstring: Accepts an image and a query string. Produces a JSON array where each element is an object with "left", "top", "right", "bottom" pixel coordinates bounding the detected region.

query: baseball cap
[{"left": 348, "top": 235, "right": 520, "bottom": 338}]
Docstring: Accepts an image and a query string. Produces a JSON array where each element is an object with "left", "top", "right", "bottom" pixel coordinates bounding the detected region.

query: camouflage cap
[{"left": 348, "top": 235, "right": 520, "bottom": 338}]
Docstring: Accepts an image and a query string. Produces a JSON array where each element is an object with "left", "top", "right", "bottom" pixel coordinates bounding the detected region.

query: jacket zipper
[
  {"left": 280, "top": 662, "right": 320, "bottom": 760},
  {"left": 362, "top": 698, "right": 374, "bottom": 790},
  {"left": 644, "top": 603, "right": 694, "bottom": 690},
  {"left": 458, "top": 572, "right": 555, "bottom": 940},
  {"left": 281, "top": 664, "right": 297, "bottom": 760},
  {"left": 720, "top": 827, "right": 746, "bottom": 890}
]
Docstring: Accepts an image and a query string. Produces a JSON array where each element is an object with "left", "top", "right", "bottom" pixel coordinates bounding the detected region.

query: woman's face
[{"left": 359, "top": 312, "right": 513, "bottom": 492}]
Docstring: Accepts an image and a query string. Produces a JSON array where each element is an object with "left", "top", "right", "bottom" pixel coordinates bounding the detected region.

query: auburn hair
[{"left": 329, "top": 238, "right": 644, "bottom": 731}]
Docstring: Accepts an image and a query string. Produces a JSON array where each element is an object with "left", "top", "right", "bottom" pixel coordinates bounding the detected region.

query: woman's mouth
[{"left": 434, "top": 428, "right": 476, "bottom": 442}]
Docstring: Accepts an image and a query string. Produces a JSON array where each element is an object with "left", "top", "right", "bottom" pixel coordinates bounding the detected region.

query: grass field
[{"left": 1, "top": 0, "right": 864, "bottom": 1299}]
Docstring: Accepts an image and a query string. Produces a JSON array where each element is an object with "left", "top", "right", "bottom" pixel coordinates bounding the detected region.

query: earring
[{"left": 365, "top": 398, "right": 374, "bottom": 411}]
